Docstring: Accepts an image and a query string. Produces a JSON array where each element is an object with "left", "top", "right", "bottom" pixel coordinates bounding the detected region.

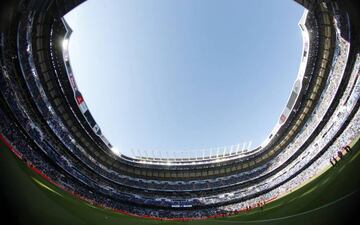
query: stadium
[{"left": 0, "top": 0, "right": 359, "bottom": 224}]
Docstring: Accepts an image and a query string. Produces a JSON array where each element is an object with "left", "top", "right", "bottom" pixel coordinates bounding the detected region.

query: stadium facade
[{"left": 0, "top": 0, "right": 359, "bottom": 221}]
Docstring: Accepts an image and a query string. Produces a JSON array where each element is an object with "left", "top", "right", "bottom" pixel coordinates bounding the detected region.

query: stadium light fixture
[
  {"left": 62, "top": 39, "right": 69, "bottom": 50},
  {"left": 111, "top": 146, "right": 121, "bottom": 156}
]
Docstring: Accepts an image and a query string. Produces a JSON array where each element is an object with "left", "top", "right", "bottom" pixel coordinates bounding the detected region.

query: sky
[{"left": 64, "top": 0, "right": 303, "bottom": 157}]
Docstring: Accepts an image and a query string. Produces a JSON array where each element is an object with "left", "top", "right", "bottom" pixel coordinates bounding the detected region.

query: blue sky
[{"left": 64, "top": 0, "right": 303, "bottom": 157}]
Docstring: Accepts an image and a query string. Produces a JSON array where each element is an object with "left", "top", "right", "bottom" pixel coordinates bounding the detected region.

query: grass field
[{"left": 0, "top": 138, "right": 359, "bottom": 225}]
